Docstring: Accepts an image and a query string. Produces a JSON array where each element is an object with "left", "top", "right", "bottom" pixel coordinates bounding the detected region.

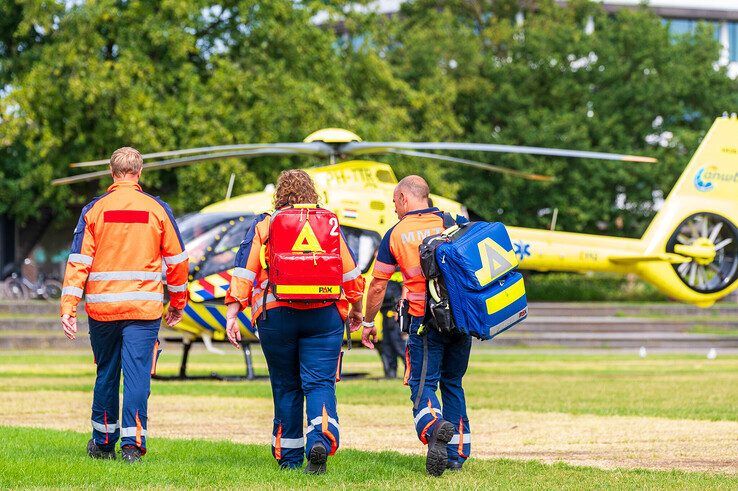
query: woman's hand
[
  {"left": 347, "top": 306, "right": 363, "bottom": 332},
  {"left": 225, "top": 302, "right": 242, "bottom": 349},
  {"left": 347, "top": 300, "right": 364, "bottom": 332}
]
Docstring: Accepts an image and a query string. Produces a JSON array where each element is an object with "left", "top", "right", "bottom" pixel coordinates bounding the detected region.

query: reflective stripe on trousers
[{"left": 272, "top": 436, "right": 304, "bottom": 448}]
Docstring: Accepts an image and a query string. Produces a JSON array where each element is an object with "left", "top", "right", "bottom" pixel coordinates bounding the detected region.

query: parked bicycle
[{"left": 2, "top": 262, "right": 63, "bottom": 300}]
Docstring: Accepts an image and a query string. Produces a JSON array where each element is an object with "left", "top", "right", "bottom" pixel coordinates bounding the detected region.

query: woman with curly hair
[{"left": 224, "top": 169, "right": 365, "bottom": 474}]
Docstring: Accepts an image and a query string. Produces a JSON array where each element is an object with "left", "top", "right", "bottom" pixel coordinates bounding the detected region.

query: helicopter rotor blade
[
  {"left": 53, "top": 148, "right": 317, "bottom": 186},
  {"left": 69, "top": 142, "right": 333, "bottom": 168},
  {"left": 389, "top": 150, "right": 555, "bottom": 182},
  {"left": 341, "top": 141, "right": 657, "bottom": 163}
]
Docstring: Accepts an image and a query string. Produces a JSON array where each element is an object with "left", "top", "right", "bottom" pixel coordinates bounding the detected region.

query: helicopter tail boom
[{"left": 511, "top": 115, "right": 738, "bottom": 306}]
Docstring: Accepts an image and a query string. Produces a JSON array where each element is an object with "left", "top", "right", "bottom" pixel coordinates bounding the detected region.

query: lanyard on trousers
[
  {"left": 345, "top": 319, "right": 352, "bottom": 350},
  {"left": 413, "top": 329, "right": 429, "bottom": 410}
]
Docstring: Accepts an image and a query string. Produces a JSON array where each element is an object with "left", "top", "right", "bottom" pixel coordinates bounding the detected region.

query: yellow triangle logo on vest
[{"left": 292, "top": 221, "right": 325, "bottom": 252}]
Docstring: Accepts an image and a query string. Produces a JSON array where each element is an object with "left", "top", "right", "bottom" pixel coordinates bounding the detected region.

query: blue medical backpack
[{"left": 421, "top": 219, "right": 528, "bottom": 340}]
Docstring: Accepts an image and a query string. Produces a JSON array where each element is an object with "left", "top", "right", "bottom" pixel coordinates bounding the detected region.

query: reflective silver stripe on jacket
[
  {"left": 61, "top": 286, "right": 84, "bottom": 298},
  {"left": 413, "top": 406, "right": 442, "bottom": 425},
  {"left": 272, "top": 436, "right": 305, "bottom": 448},
  {"left": 406, "top": 292, "right": 426, "bottom": 301},
  {"left": 163, "top": 250, "right": 188, "bottom": 265},
  {"left": 92, "top": 420, "right": 119, "bottom": 433},
  {"left": 402, "top": 265, "right": 423, "bottom": 279},
  {"left": 253, "top": 292, "right": 278, "bottom": 309},
  {"left": 233, "top": 267, "right": 257, "bottom": 281},
  {"left": 167, "top": 282, "right": 188, "bottom": 293},
  {"left": 372, "top": 260, "right": 396, "bottom": 275},
  {"left": 342, "top": 265, "right": 361, "bottom": 282},
  {"left": 449, "top": 433, "right": 471, "bottom": 445},
  {"left": 85, "top": 292, "right": 164, "bottom": 303},
  {"left": 68, "top": 253, "right": 93, "bottom": 265},
  {"left": 88, "top": 271, "right": 162, "bottom": 282},
  {"left": 120, "top": 427, "right": 147, "bottom": 438}
]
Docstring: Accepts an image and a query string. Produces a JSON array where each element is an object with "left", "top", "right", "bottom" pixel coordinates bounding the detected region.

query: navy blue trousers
[
  {"left": 88, "top": 318, "right": 160, "bottom": 452},
  {"left": 258, "top": 305, "right": 343, "bottom": 467},
  {"left": 407, "top": 316, "right": 472, "bottom": 463}
]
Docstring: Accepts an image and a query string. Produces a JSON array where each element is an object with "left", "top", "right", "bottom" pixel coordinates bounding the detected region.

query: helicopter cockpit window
[
  {"left": 189, "top": 219, "right": 379, "bottom": 279},
  {"left": 341, "top": 226, "right": 381, "bottom": 274},
  {"left": 179, "top": 212, "right": 241, "bottom": 244},
  {"left": 214, "top": 218, "right": 251, "bottom": 254},
  {"left": 190, "top": 216, "right": 254, "bottom": 280}
]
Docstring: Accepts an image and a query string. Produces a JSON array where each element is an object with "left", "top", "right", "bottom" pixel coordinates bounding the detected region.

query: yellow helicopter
[{"left": 54, "top": 115, "right": 738, "bottom": 378}]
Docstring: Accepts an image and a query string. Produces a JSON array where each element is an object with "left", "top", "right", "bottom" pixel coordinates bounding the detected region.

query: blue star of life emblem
[{"left": 513, "top": 240, "right": 531, "bottom": 261}]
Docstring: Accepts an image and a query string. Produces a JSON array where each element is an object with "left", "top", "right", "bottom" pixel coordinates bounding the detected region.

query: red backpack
[{"left": 265, "top": 204, "right": 343, "bottom": 301}]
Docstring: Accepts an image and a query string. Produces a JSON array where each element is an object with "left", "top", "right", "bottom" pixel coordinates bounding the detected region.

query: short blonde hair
[{"left": 110, "top": 147, "right": 143, "bottom": 177}]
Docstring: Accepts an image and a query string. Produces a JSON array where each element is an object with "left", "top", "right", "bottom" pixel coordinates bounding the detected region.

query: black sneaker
[
  {"left": 426, "top": 420, "right": 455, "bottom": 477},
  {"left": 87, "top": 439, "right": 115, "bottom": 460},
  {"left": 304, "top": 442, "right": 327, "bottom": 475},
  {"left": 447, "top": 460, "right": 463, "bottom": 472},
  {"left": 121, "top": 445, "right": 143, "bottom": 464}
]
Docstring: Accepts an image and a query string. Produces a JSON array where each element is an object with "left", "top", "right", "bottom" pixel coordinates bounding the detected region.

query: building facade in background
[
  {"left": 578, "top": 1, "right": 738, "bottom": 76},
  {"left": 375, "top": 1, "right": 738, "bottom": 76}
]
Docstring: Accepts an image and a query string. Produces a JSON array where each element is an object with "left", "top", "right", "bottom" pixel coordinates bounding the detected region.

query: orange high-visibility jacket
[
  {"left": 372, "top": 207, "right": 467, "bottom": 317},
  {"left": 60, "top": 181, "right": 189, "bottom": 321},
  {"left": 225, "top": 213, "right": 365, "bottom": 321}
]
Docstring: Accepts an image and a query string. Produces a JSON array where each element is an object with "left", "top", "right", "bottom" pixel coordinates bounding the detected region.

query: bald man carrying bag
[{"left": 362, "top": 175, "right": 471, "bottom": 477}]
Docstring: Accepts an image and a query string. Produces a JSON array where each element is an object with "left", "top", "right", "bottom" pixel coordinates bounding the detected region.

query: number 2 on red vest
[{"left": 268, "top": 206, "right": 343, "bottom": 301}]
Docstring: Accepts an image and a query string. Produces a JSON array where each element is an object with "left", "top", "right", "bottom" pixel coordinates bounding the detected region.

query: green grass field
[
  {"left": 1, "top": 347, "right": 737, "bottom": 489},
  {"left": 1, "top": 426, "right": 736, "bottom": 490},
  {"left": 3, "top": 349, "right": 736, "bottom": 420}
]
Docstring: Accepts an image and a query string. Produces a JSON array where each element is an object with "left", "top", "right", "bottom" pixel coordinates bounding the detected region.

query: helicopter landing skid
[
  {"left": 153, "top": 337, "right": 370, "bottom": 381},
  {"left": 153, "top": 338, "right": 268, "bottom": 381}
]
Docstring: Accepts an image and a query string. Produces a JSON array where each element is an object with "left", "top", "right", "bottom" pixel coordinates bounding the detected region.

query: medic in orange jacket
[
  {"left": 60, "top": 181, "right": 189, "bottom": 323},
  {"left": 223, "top": 213, "right": 365, "bottom": 322}
]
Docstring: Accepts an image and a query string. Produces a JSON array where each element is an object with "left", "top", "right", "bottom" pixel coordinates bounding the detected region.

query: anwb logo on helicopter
[{"left": 694, "top": 166, "right": 738, "bottom": 192}]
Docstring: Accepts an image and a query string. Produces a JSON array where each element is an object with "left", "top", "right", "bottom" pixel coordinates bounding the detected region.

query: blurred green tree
[
  {"left": 0, "top": 0, "right": 411, "bottom": 232},
  {"left": 372, "top": 0, "right": 738, "bottom": 236},
  {"left": 2, "top": 0, "right": 737, "bottom": 250}
]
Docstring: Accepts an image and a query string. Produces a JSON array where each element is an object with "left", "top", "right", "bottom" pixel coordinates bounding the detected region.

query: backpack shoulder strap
[{"left": 441, "top": 212, "right": 456, "bottom": 229}]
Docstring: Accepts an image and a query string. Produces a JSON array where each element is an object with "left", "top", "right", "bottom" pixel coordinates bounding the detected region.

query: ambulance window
[{"left": 341, "top": 226, "right": 381, "bottom": 273}]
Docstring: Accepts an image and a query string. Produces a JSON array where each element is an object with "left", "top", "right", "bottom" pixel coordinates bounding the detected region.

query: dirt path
[{"left": 3, "top": 391, "right": 736, "bottom": 474}]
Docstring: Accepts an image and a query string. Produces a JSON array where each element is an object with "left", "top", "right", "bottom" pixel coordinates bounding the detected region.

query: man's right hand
[{"left": 61, "top": 314, "right": 77, "bottom": 340}]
